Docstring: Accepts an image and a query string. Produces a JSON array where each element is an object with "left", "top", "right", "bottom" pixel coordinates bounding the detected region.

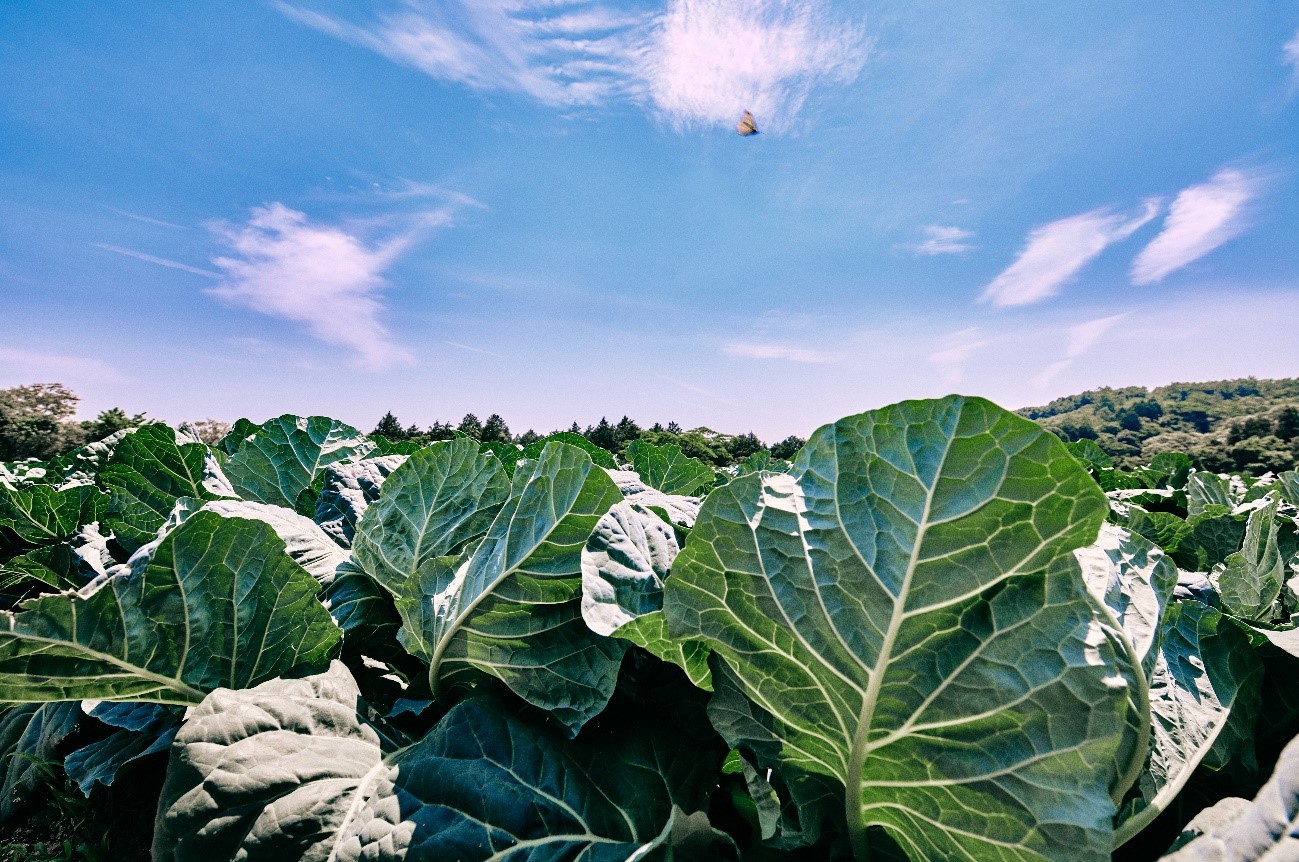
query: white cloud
[
  {"left": 276, "top": 1, "right": 645, "bottom": 106},
  {"left": 1130, "top": 168, "right": 1261, "bottom": 285},
  {"left": 1064, "top": 312, "right": 1127, "bottom": 358},
  {"left": 1286, "top": 29, "right": 1299, "bottom": 76},
  {"left": 277, "top": 0, "right": 867, "bottom": 132},
  {"left": 92, "top": 243, "right": 220, "bottom": 278},
  {"left": 208, "top": 203, "right": 440, "bottom": 370},
  {"left": 1031, "top": 312, "right": 1128, "bottom": 387},
  {"left": 643, "top": 0, "right": 867, "bottom": 131},
  {"left": 928, "top": 327, "right": 989, "bottom": 383},
  {"left": 980, "top": 199, "right": 1159, "bottom": 306},
  {"left": 909, "top": 225, "right": 974, "bottom": 256},
  {"left": 721, "top": 341, "right": 833, "bottom": 363}
]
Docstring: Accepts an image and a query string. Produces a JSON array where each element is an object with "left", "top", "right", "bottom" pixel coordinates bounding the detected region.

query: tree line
[
  {"left": 0, "top": 383, "right": 805, "bottom": 468},
  {"left": 372, "top": 410, "right": 806, "bottom": 467}
]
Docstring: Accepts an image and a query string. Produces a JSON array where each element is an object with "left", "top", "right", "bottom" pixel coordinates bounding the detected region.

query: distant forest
[
  {"left": 5, "top": 377, "right": 1297, "bottom": 475},
  {"left": 1019, "top": 376, "right": 1299, "bottom": 474}
]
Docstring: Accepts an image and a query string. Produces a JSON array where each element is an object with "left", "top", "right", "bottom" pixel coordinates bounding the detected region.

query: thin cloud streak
[
  {"left": 928, "top": 327, "right": 989, "bottom": 383},
  {"left": 1033, "top": 313, "right": 1128, "bottom": 387},
  {"left": 104, "top": 207, "right": 189, "bottom": 229},
  {"left": 208, "top": 203, "right": 446, "bottom": 370},
  {"left": 92, "top": 243, "right": 221, "bottom": 278},
  {"left": 445, "top": 340, "right": 507, "bottom": 359},
  {"left": 277, "top": 0, "right": 867, "bottom": 132},
  {"left": 980, "top": 199, "right": 1160, "bottom": 306},
  {"left": 909, "top": 225, "right": 974, "bottom": 256},
  {"left": 1286, "top": 29, "right": 1299, "bottom": 76},
  {"left": 721, "top": 341, "right": 833, "bottom": 363},
  {"left": 1131, "top": 168, "right": 1261, "bottom": 285}
]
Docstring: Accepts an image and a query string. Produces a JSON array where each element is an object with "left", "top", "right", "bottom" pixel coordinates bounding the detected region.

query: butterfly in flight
[{"left": 736, "top": 110, "right": 759, "bottom": 136}]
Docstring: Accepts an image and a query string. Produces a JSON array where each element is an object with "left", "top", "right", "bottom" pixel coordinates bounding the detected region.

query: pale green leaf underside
[
  {"left": 154, "top": 662, "right": 708, "bottom": 862},
  {"left": 581, "top": 501, "right": 712, "bottom": 689},
  {"left": 0, "top": 511, "right": 339, "bottom": 705},
  {"left": 1113, "top": 600, "right": 1261, "bottom": 846},
  {"left": 1160, "top": 730, "right": 1299, "bottom": 861},
  {"left": 665, "top": 395, "right": 1139, "bottom": 861}
]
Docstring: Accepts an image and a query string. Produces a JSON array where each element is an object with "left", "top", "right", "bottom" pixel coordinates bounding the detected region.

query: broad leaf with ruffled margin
[
  {"left": 664, "top": 395, "right": 1143, "bottom": 861},
  {"left": 0, "top": 701, "right": 79, "bottom": 821},
  {"left": 315, "top": 454, "right": 407, "bottom": 548},
  {"left": 1214, "top": 499, "right": 1285, "bottom": 623},
  {"left": 223, "top": 415, "right": 375, "bottom": 512},
  {"left": 100, "top": 424, "right": 234, "bottom": 552},
  {"left": 153, "top": 661, "right": 724, "bottom": 862},
  {"left": 0, "top": 511, "right": 339, "bottom": 704},
  {"left": 382, "top": 441, "right": 624, "bottom": 735},
  {"left": 0, "top": 483, "right": 106, "bottom": 545},
  {"left": 1160, "top": 730, "right": 1299, "bottom": 861},
  {"left": 64, "top": 701, "right": 181, "bottom": 794},
  {"left": 627, "top": 439, "right": 716, "bottom": 496},
  {"left": 581, "top": 501, "right": 712, "bottom": 690}
]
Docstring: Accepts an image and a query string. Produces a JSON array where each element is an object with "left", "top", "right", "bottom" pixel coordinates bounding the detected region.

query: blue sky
[{"left": 2, "top": 1, "right": 1297, "bottom": 441}]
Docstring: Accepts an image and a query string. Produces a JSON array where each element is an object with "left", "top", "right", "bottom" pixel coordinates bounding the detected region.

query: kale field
[{"left": 1, "top": 395, "right": 1297, "bottom": 861}]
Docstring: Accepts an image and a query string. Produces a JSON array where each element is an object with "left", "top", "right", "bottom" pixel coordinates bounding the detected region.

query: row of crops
[{"left": 1, "top": 396, "right": 1296, "bottom": 860}]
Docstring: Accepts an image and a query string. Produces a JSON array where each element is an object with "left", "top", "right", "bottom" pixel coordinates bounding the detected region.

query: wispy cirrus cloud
[
  {"left": 908, "top": 225, "right": 975, "bottom": 256},
  {"left": 207, "top": 203, "right": 450, "bottom": 370},
  {"left": 1130, "top": 167, "right": 1262, "bottom": 285},
  {"left": 928, "top": 327, "right": 989, "bottom": 383},
  {"left": 644, "top": 0, "right": 867, "bottom": 131},
  {"left": 1032, "top": 312, "right": 1128, "bottom": 387},
  {"left": 721, "top": 341, "right": 833, "bottom": 363},
  {"left": 980, "top": 199, "right": 1159, "bottom": 306},
  {"left": 275, "top": 1, "right": 646, "bottom": 106},
  {"left": 1285, "top": 29, "right": 1299, "bottom": 78},
  {"left": 277, "top": 0, "right": 867, "bottom": 132}
]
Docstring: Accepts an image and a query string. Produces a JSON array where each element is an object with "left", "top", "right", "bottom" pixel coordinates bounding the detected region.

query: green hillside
[{"left": 1019, "top": 377, "right": 1299, "bottom": 474}]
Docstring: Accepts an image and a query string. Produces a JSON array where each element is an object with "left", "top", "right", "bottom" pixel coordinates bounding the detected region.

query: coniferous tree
[
  {"left": 517, "top": 429, "right": 541, "bottom": 446},
  {"left": 727, "top": 431, "right": 765, "bottom": 461},
  {"left": 613, "top": 416, "right": 642, "bottom": 450},
  {"left": 427, "top": 421, "right": 457, "bottom": 442},
  {"left": 372, "top": 411, "right": 405, "bottom": 439},
  {"left": 568, "top": 422, "right": 582, "bottom": 434},
  {"left": 586, "top": 417, "right": 617, "bottom": 452},
  {"left": 481, "top": 414, "right": 512, "bottom": 444},
  {"left": 457, "top": 413, "right": 483, "bottom": 440}
]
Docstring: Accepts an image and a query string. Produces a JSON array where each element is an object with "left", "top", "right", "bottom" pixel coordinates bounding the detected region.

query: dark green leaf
[
  {"left": 388, "top": 442, "right": 625, "bottom": 735},
  {"left": 0, "top": 701, "right": 79, "bottom": 821},
  {"left": 0, "top": 511, "right": 340, "bottom": 704},
  {"left": 223, "top": 415, "right": 374, "bottom": 510},
  {"left": 665, "top": 395, "right": 1140, "bottom": 861},
  {"left": 627, "top": 439, "right": 716, "bottom": 496},
  {"left": 0, "top": 483, "right": 106, "bottom": 544}
]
